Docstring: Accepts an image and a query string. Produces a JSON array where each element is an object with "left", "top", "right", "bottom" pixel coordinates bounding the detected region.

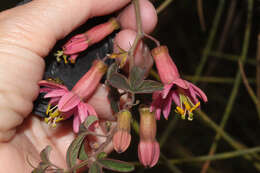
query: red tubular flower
[
  {"left": 138, "top": 107, "right": 160, "bottom": 168},
  {"left": 39, "top": 60, "right": 107, "bottom": 133},
  {"left": 57, "top": 18, "right": 120, "bottom": 63},
  {"left": 112, "top": 110, "right": 132, "bottom": 153},
  {"left": 150, "top": 46, "right": 207, "bottom": 120}
]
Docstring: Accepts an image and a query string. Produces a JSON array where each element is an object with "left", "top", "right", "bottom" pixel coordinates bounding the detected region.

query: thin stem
[
  {"left": 197, "top": 0, "right": 206, "bottom": 31},
  {"left": 202, "top": 0, "right": 260, "bottom": 172},
  {"left": 257, "top": 34, "right": 260, "bottom": 100},
  {"left": 209, "top": 51, "right": 256, "bottom": 66},
  {"left": 170, "top": 146, "right": 260, "bottom": 164},
  {"left": 156, "top": 0, "right": 174, "bottom": 14},
  {"left": 238, "top": 60, "right": 260, "bottom": 119},
  {"left": 128, "top": 0, "right": 144, "bottom": 71},
  {"left": 192, "top": 0, "right": 225, "bottom": 83}
]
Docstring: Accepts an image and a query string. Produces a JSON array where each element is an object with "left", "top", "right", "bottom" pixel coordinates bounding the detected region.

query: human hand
[{"left": 0, "top": 0, "right": 157, "bottom": 172}]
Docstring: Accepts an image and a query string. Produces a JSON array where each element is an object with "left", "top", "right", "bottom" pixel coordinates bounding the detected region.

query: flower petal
[
  {"left": 162, "top": 83, "right": 173, "bottom": 99},
  {"left": 171, "top": 91, "right": 181, "bottom": 106},
  {"left": 85, "top": 103, "right": 98, "bottom": 116},
  {"left": 49, "top": 97, "right": 62, "bottom": 105},
  {"left": 73, "top": 113, "right": 81, "bottom": 133},
  {"left": 77, "top": 102, "right": 89, "bottom": 123},
  {"left": 58, "top": 92, "right": 81, "bottom": 112},
  {"left": 44, "top": 89, "right": 67, "bottom": 98},
  {"left": 39, "top": 80, "right": 68, "bottom": 91},
  {"left": 162, "top": 95, "right": 172, "bottom": 120},
  {"left": 188, "top": 82, "right": 208, "bottom": 102},
  {"left": 172, "top": 78, "right": 188, "bottom": 89}
]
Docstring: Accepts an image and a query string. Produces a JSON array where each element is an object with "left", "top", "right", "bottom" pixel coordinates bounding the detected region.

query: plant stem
[
  {"left": 238, "top": 60, "right": 260, "bottom": 119},
  {"left": 156, "top": 0, "right": 174, "bottom": 14},
  {"left": 257, "top": 34, "right": 260, "bottom": 100},
  {"left": 197, "top": 0, "right": 206, "bottom": 31},
  {"left": 128, "top": 0, "right": 144, "bottom": 71},
  {"left": 170, "top": 146, "right": 260, "bottom": 164},
  {"left": 209, "top": 51, "right": 256, "bottom": 66},
  {"left": 201, "top": 0, "right": 260, "bottom": 172},
  {"left": 192, "top": 0, "right": 225, "bottom": 83}
]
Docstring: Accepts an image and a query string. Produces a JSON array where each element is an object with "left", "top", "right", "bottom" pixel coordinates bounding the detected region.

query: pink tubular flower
[
  {"left": 39, "top": 60, "right": 107, "bottom": 133},
  {"left": 150, "top": 46, "right": 208, "bottom": 120},
  {"left": 138, "top": 107, "right": 160, "bottom": 168},
  {"left": 113, "top": 110, "right": 132, "bottom": 153},
  {"left": 56, "top": 18, "right": 120, "bottom": 63}
]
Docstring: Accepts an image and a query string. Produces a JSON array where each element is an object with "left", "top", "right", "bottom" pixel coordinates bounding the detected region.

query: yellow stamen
[
  {"left": 190, "top": 102, "right": 200, "bottom": 112},
  {"left": 175, "top": 106, "right": 185, "bottom": 119},
  {"left": 183, "top": 100, "right": 191, "bottom": 111},
  {"left": 63, "top": 55, "right": 68, "bottom": 64}
]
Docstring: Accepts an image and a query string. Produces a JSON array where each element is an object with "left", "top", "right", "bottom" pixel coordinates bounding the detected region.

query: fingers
[
  {"left": 118, "top": 0, "right": 157, "bottom": 34},
  {"left": 0, "top": 0, "right": 131, "bottom": 56}
]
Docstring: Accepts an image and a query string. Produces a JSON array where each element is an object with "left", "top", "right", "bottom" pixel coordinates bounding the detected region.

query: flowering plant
[{"left": 32, "top": 0, "right": 207, "bottom": 173}]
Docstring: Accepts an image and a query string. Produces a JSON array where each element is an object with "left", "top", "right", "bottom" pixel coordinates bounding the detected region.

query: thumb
[{"left": 0, "top": 0, "right": 130, "bottom": 141}]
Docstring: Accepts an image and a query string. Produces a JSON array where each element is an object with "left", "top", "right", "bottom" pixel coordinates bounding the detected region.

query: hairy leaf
[
  {"left": 129, "top": 66, "right": 145, "bottom": 89},
  {"left": 40, "top": 145, "right": 52, "bottom": 164},
  {"left": 66, "top": 132, "right": 88, "bottom": 169},
  {"left": 78, "top": 140, "right": 88, "bottom": 161},
  {"left": 106, "top": 63, "right": 118, "bottom": 80},
  {"left": 84, "top": 115, "right": 98, "bottom": 129},
  {"left": 107, "top": 86, "right": 120, "bottom": 113},
  {"left": 133, "top": 80, "right": 163, "bottom": 93},
  {"left": 89, "top": 162, "right": 103, "bottom": 173},
  {"left": 108, "top": 73, "right": 131, "bottom": 91},
  {"left": 98, "top": 159, "right": 135, "bottom": 172}
]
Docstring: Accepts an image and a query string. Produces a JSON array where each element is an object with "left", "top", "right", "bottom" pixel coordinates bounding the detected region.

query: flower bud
[
  {"left": 151, "top": 46, "right": 180, "bottom": 84},
  {"left": 138, "top": 107, "right": 160, "bottom": 167},
  {"left": 113, "top": 110, "right": 132, "bottom": 153},
  {"left": 72, "top": 60, "right": 107, "bottom": 100}
]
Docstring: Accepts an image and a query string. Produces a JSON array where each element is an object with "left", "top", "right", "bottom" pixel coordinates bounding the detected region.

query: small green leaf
[
  {"left": 107, "top": 86, "right": 120, "bottom": 113},
  {"left": 97, "top": 152, "right": 107, "bottom": 159},
  {"left": 106, "top": 63, "right": 118, "bottom": 80},
  {"left": 129, "top": 66, "right": 145, "bottom": 89},
  {"left": 133, "top": 80, "right": 163, "bottom": 93},
  {"left": 89, "top": 162, "right": 103, "bottom": 173},
  {"left": 66, "top": 132, "right": 88, "bottom": 169},
  {"left": 39, "top": 162, "right": 49, "bottom": 170},
  {"left": 40, "top": 145, "right": 52, "bottom": 164},
  {"left": 108, "top": 73, "right": 131, "bottom": 91},
  {"left": 78, "top": 140, "right": 88, "bottom": 161},
  {"left": 84, "top": 115, "right": 98, "bottom": 129},
  {"left": 98, "top": 159, "right": 135, "bottom": 172}
]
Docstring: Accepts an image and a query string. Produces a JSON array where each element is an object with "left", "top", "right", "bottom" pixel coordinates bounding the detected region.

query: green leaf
[
  {"left": 40, "top": 145, "right": 52, "bottom": 164},
  {"left": 97, "top": 152, "right": 107, "bottom": 159},
  {"left": 98, "top": 159, "right": 135, "bottom": 172},
  {"left": 32, "top": 168, "right": 45, "bottom": 173},
  {"left": 108, "top": 73, "right": 131, "bottom": 92},
  {"left": 107, "top": 86, "right": 120, "bottom": 113},
  {"left": 133, "top": 80, "right": 163, "bottom": 93},
  {"left": 66, "top": 132, "right": 88, "bottom": 169},
  {"left": 129, "top": 66, "right": 145, "bottom": 89},
  {"left": 84, "top": 116, "right": 98, "bottom": 129},
  {"left": 78, "top": 140, "right": 88, "bottom": 161},
  {"left": 89, "top": 162, "right": 103, "bottom": 173},
  {"left": 106, "top": 63, "right": 118, "bottom": 80}
]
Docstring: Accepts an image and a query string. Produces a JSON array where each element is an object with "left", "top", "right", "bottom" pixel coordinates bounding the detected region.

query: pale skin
[{"left": 0, "top": 0, "right": 157, "bottom": 172}]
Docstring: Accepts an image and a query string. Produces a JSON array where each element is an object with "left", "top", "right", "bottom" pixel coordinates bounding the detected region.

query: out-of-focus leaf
[
  {"left": 89, "top": 162, "right": 103, "bottom": 173},
  {"left": 106, "top": 63, "right": 118, "bottom": 80},
  {"left": 98, "top": 159, "right": 135, "bottom": 172},
  {"left": 133, "top": 80, "right": 163, "bottom": 94},
  {"left": 66, "top": 132, "right": 88, "bottom": 170},
  {"left": 40, "top": 145, "right": 52, "bottom": 164},
  {"left": 108, "top": 86, "right": 120, "bottom": 113},
  {"left": 108, "top": 73, "right": 131, "bottom": 91},
  {"left": 97, "top": 152, "right": 107, "bottom": 159},
  {"left": 78, "top": 140, "right": 88, "bottom": 161},
  {"left": 129, "top": 66, "right": 145, "bottom": 89},
  {"left": 84, "top": 115, "right": 98, "bottom": 129}
]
